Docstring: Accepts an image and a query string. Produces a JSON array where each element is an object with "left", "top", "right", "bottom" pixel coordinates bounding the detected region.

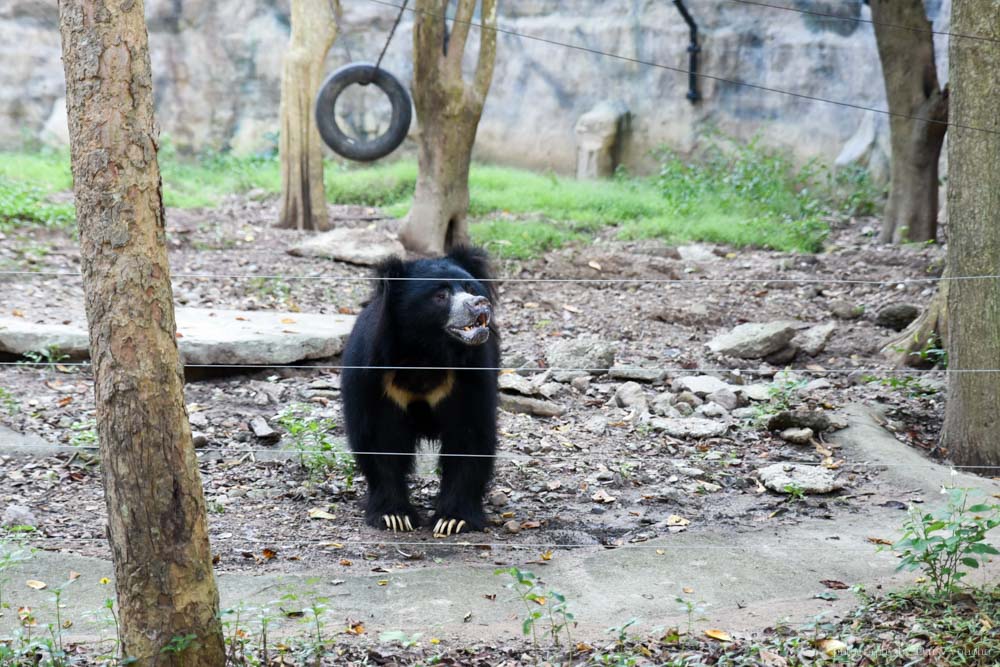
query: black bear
[{"left": 341, "top": 246, "right": 499, "bottom": 536}]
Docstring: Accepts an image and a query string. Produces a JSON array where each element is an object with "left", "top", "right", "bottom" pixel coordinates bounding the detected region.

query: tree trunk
[
  {"left": 277, "top": 0, "right": 339, "bottom": 231},
  {"left": 880, "top": 270, "right": 948, "bottom": 368},
  {"left": 870, "top": 0, "right": 948, "bottom": 244},
  {"left": 57, "top": 2, "right": 224, "bottom": 664},
  {"left": 399, "top": 0, "right": 498, "bottom": 255},
  {"left": 940, "top": 3, "right": 1000, "bottom": 470}
]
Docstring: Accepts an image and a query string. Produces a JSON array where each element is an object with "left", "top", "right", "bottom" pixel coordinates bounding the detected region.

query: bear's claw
[
  {"left": 382, "top": 514, "right": 415, "bottom": 532},
  {"left": 432, "top": 518, "right": 467, "bottom": 537}
]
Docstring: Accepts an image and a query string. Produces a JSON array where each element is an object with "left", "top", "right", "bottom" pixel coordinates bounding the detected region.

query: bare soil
[{"left": 0, "top": 198, "right": 948, "bottom": 576}]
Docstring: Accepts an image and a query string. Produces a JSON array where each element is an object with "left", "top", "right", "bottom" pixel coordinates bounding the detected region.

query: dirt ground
[{"left": 0, "top": 198, "right": 949, "bottom": 576}]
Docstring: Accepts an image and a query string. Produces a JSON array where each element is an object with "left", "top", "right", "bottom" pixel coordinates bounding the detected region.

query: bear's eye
[{"left": 435, "top": 288, "right": 449, "bottom": 303}]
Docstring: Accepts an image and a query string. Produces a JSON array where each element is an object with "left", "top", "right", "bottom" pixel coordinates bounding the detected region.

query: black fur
[{"left": 341, "top": 247, "right": 500, "bottom": 531}]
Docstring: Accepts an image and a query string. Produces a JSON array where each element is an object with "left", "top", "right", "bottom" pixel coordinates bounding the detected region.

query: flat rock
[
  {"left": 830, "top": 300, "right": 864, "bottom": 320},
  {"left": 707, "top": 387, "right": 739, "bottom": 411},
  {"left": 609, "top": 365, "right": 666, "bottom": 383},
  {"left": 766, "top": 409, "right": 832, "bottom": 433},
  {"left": 707, "top": 321, "right": 798, "bottom": 359},
  {"left": 546, "top": 336, "right": 615, "bottom": 381},
  {"left": 613, "top": 381, "right": 647, "bottom": 413},
  {"left": 2, "top": 504, "right": 37, "bottom": 528},
  {"left": 779, "top": 427, "right": 814, "bottom": 445},
  {"left": 0, "top": 309, "right": 355, "bottom": 366},
  {"left": 739, "top": 384, "right": 773, "bottom": 401},
  {"left": 757, "top": 463, "right": 843, "bottom": 494},
  {"left": 287, "top": 227, "right": 405, "bottom": 266},
  {"left": 499, "top": 394, "right": 565, "bottom": 417},
  {"left": 649, "top": 417, "right": 727, "bottom": 439},
  {"left": 250, "top": 417, "right": 279, "bottom": 443},
  {"left": 675, "top": 375, "right": 730, "bottom": 397},
  {"left": 875, "top": 303, "right": 920, "bottom": 331},
  {"left": 795, "top": 322, "right": 837, "bottom": 357}
]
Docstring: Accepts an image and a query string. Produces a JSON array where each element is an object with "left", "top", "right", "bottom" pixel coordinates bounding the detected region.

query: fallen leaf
[
  {"left": 99, "top": 578, "right": 111, "bottom": 585},
  {"left": 682, "top": 587, "right": 694, "bottom": 594},
  {"left": 562, "top": 304, "right": 581, "bottom": 314},
  {"left": 68, "top": 571, "right": 80, "bottom": 581},
  {"left": 520, "top": 520, "right": 541, "bottom": 530},
  {"left": 817, "top": 638, "right": 847, "bottom": 656},
  {"left": 307, "top": 508, "right": 336, "bottom": 521},
  {"left": 820, "top": 579, "right": 849, "bottom": 590},
  {"left": 235, "top": 316, "right": 249, "bottom": 321},
  {"left": 588, "top": 261, "right": 602, "bottom": 271},
  {"left": 592, "top": 489, "right": 617, "bottom": 504},
  {"left": 26, "top": 580, "right": 47, "bottom": 590},
  {"left": 262, "top": 548, "right": 277, "bottom": 561},
  {"left": 280, "top": 318, "right": 297, "bottom": 324},
  {"left": 377, "top": 580, "right": 388, "bottom": 586},
  {"left": 12, "top": 309, "right": 24, "bottom": 317},
  {"left": 540, "top": 550, "right": 553, "bottom": 561},
  {"left": 866, "top": 537, "right": 893, "bottom": 546},
  {"left": 666, "top": 515, "right": 690, "bottom": 526},
  {"left": 175, "top": 332, "right": 183, "bottom": 338},
  {"left": 532, "top": 596, "right": 546, "bottom": 606},
  {"left": 759, "top": 649, "right": 788, "bottom": 667},
  {"left": 58, "top": 396, "right": 73, "bottom": 408},
  {"left": 704, "top": 629, "right": 733, "bottom": 642},
  {"left": 346, "top": 622, "right": 365, "bottom": 635},
  {"left": 340, "top": 559, "right": 353, "bottom": 566}
]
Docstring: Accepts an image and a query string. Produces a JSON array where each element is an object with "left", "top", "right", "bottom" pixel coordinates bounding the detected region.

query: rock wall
[{"left": 0, "top": 0, "right": 951, "bottom": 176}]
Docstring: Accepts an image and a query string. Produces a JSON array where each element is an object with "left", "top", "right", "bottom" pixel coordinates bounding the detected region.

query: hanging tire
[{"left": 315, "top": 62, "right": 412, "bottom": 162}]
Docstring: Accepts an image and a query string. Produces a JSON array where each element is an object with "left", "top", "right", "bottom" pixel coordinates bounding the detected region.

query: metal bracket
[{"left": 672, "top": 0, "right": 701, "bottom": 103}]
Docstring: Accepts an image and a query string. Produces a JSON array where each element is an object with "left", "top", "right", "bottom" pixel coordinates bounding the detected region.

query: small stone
[
  {"left": 673, "top": 391, "right": 703, "bottom": 407},
  {"left": 500, "top": 394, "right": 565, "bottom": 417},
  {"left": 731, "top": 407, "right": 757, "bottom": 419},
  {"left": 614, "top": 382, "right": 648, "bottom": 413},
  {"left": 488, "top": 491, "right": 509, "bottom": 507},
  {"left": 757, "top": 463, "right": 843, "bottom": 494},
  {"left": 674, "top": 375, "right": 730, "bottom": 396},
  {"left": 766, "top": 410, "right": 832, "bottom": 433},
  {"left": 796, "top": 322, "right": 837, "bottom": 357},
  {"left": 503, "top": 520, "right": 521, "bottom": 534},
  {"left": 609, "top": 365, "right": 666, "bottom": 383},
  {"left": 2, "top": 504, "right": 36, "bottom": 528},
  {"left": 740, "top": 384, "right": 772, "bottom": 401},
  {"left": 498, "top": 373, "right": 538, "bottom": 396},
  {"left": 189, "top": 411, "right": 209, "bottom": 428},
  {"left": 706, "top": 387, "right": 739, "bottom": 411},
  {"left": 250, "top": 417, "right": 279, "bottom": 443},
  {"left": 191, "top": 431, "right": 209, "bottom": 448},
  {"left": 595, "top": 468, "right": 614, "bottom": 481},
  {"left": 570, "top": 376, "right": 592, "bottom": 392},
  {"left": 830, "top": 300, "right": 864, "bottom": 320},
  {"left": 546, "top": 336, "right": 616, "bottom": 381},
  {"left": 649, "top": 417, "right": 727, "bottom": 439},
  {"left": 764, "top": 344, "right": 799, "bottom": 365},
  {"left": 707, "top": 321, "right": 798, "bottom": 359},
  {"left": 674, "top": 401, "right": 694, "bottom": 417},
  {"left": 696, "top": 402, "right": 727, "bottom": 418},
  {"left": 779, "top": 427, "right": 814, "bottom": 445},
  {"left": 875, "top": 303, "right": 920, "bottom": 331},
  {"left": 584, "top": 415, "right": 608, "bottom": 434},
  {"left": 651, "top": 393, "right": 680, "bottom": 417},
  {"left": 799, "top": 378, "right": 833, "bottom": 394}
]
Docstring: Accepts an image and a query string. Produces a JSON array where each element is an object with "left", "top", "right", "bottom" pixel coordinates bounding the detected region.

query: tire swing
[{"left": 315, "top": 1, "right": 412, "bottom": 162}]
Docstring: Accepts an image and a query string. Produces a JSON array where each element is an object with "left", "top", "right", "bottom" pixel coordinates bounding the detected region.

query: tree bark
[
  {"left": 870, "top": 0, "right": 948, "bottom": 244},
  {"left": 940, "top": 3, "right": 1000, "bottom": 470},
  {"left": 57, "top": 2, "right": 224, "bottom": 664},
  {"left": 277, "top": 0, "right": 339, "bottom": 231},
  {"left": 400, "top": 0, "right": 498, "bottom": 255},
  {"left": 880, "top": 270, "right": 948, "bottom": 368}
]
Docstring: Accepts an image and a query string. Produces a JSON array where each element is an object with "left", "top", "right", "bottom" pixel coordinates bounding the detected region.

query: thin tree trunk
[
  {"left": 57, "top": 2, "right": 224, "bottom": 664},
  {"left": 870, "top": 0, "right": 948, "bottom": 244},
  {"left": 277, "top": 0, "right": 339, "bottom": 231},
  {"left": 940, "top": 3, "right": 1000, "bottom": 470},
  {"left": 400, "top": 0, "right": 498, "bottom": 255}
]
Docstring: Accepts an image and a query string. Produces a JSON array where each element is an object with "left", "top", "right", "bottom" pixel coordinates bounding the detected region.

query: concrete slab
[
  {"left": 3, "top": 407, "right": 998, "bottom": 644},
  {"left": 0, "top": 308, "right": 356, "bottom": 366}
]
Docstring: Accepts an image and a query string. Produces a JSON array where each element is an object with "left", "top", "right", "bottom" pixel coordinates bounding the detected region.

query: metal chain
[{"left": 373, "top": 0, "right": 409, "bottom": 75}]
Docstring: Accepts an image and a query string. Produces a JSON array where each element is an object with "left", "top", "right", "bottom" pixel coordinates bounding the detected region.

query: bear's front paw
[
  {"left": 381, "top": 514, "right": 416, "bottom": 532},
  {"left": 432, "top": 517, "right": 468, "bottom": 537}
]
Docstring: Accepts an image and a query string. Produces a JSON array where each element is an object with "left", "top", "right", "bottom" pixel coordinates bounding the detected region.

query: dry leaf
[
  {"left": 562, "top": 304, "right": 581, "bottom": 314},
  {"left": 520, "top": 520, "right": 541, "bottom": 530},
  {"left": 68, "top": 571, "right": 80, "bottom": 581},
  {"left": 759, "top": 649, "right": 788, "bottom": 667},
  {"left": 307, "top": 508, "right": 336, "bottom": 521},
  {"left": 666, "top": 515, "right": 690, "bottom": 526},
  {"left": 532, "top": 596, "right": 546, "bottom": 606},
  {"left": 281, "top": 318, "right": 297, "bottom": 324},
  {"left": 262, "top": 548, "right": 277, "bottom": 561},
  {"left": 704, "top": 629, "right": 733, "bottom": 642},
  {"left": 235, "top": 316, "right": 249, "bottom": 321},
  {"left": 820, "top": 579, "right": 849, "bottom": 590},
  {"left": 11, "top": 309, "right": 25, "bottom": 317},
  {"left": 377, "top": 580, "right": 388, "bottom": 586},
  {"left": 682, "top": 587, "right": 694, "bottom": 594},
  {"left": 339, "top": 559, "right": 353, "bottom": 566},
  {"left": 25, "top": 580, "right": 47, "bottom": 590},
  {"left": 592, "top": 489, "right": 617, "bottom": 504},
  {"left": 346, "top": 622, "right": 365, "bottom": 635},
  {"left": 540, "top": 550, "right": 553, "bottom": 561},
  {"left": 866, "top": 537, "right": 893, "bottom": 546},
  {"left": 58, "top": 396, "right": 73, "bottom": 408},
  {"left": 588, "top": 261, "right": 602, "bottom": 271},
  {"left": 817, "top": 638, "right": 847, "bottom": 656}
]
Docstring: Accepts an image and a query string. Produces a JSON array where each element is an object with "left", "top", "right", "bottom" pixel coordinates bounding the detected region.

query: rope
[{"left": 371, "top": 0, "right": 409, "bottom": 78}]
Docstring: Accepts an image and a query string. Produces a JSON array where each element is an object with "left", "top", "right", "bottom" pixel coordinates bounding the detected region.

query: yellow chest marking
[{"left": 383, "top": 371, "right": 455, "bottom": 410}]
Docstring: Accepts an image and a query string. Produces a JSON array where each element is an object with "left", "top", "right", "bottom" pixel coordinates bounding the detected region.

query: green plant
[
  {"left": 69, "top": 418, "right": 99, "bottom": 448},
  {"left": 276, "top": 405, "right": 352, "bottom": 485},
  {"left": 0, "top": 387, "right": 18, "bottom": 415},
  {"left": 20, "top": 345, "right": 70, "bottom": 369},
  {"left": 862, "top": 374, "right": 939, "bottom": 398},
  {"left": 161, "top": 632, "right": 198, "bottom": 665},
  {"left": 379, "top": 630, "right": 424, "bottom": 648},
  {"left": 887, "top": 487, "right": 1000, "bottom": 596},
  {"left": 494, "top": 566, "right": 575, "bottom": 650},
  {"left": 0, "top": 532, "right": 34, "bottom": 615},
  {"left": 783, "top": 483, "right": 806, "bottom": 504}
]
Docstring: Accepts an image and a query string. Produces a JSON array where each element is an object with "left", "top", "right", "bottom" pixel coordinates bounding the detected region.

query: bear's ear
[
  {"left": 447, "top": 245, "right": 496, "bottom": 299},
  {"left": 374, "top": 255, "right": 406, "bottom": 297}
]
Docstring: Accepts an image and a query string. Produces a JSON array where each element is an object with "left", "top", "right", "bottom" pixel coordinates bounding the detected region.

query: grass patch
[{"left": 0, "top": 133, "right": 879, "bottom": 257}]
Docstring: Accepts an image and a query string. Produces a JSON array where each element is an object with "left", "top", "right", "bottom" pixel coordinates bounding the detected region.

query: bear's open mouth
[{"left": 447, "top": 312, "right": 490, "bottom": 344}]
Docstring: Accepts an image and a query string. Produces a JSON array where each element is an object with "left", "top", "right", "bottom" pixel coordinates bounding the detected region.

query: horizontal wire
[
  {"left": 21, "top": 535, "right": 901, "bottom": 551},
  {"left": 0, "top": 361, "right": 967, "bottom": 373},
  {"left": 366, "top": 0, "right": 999, "bottom": 136},
  {"left": 1, "top": 441, "right": 994, "bottom": 470},
  {"left": 726, "top": 0, "right": 1000, "bottom": 45},
  {"left": 6, "top": 269, "right": 996, "bottom": 284}
]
